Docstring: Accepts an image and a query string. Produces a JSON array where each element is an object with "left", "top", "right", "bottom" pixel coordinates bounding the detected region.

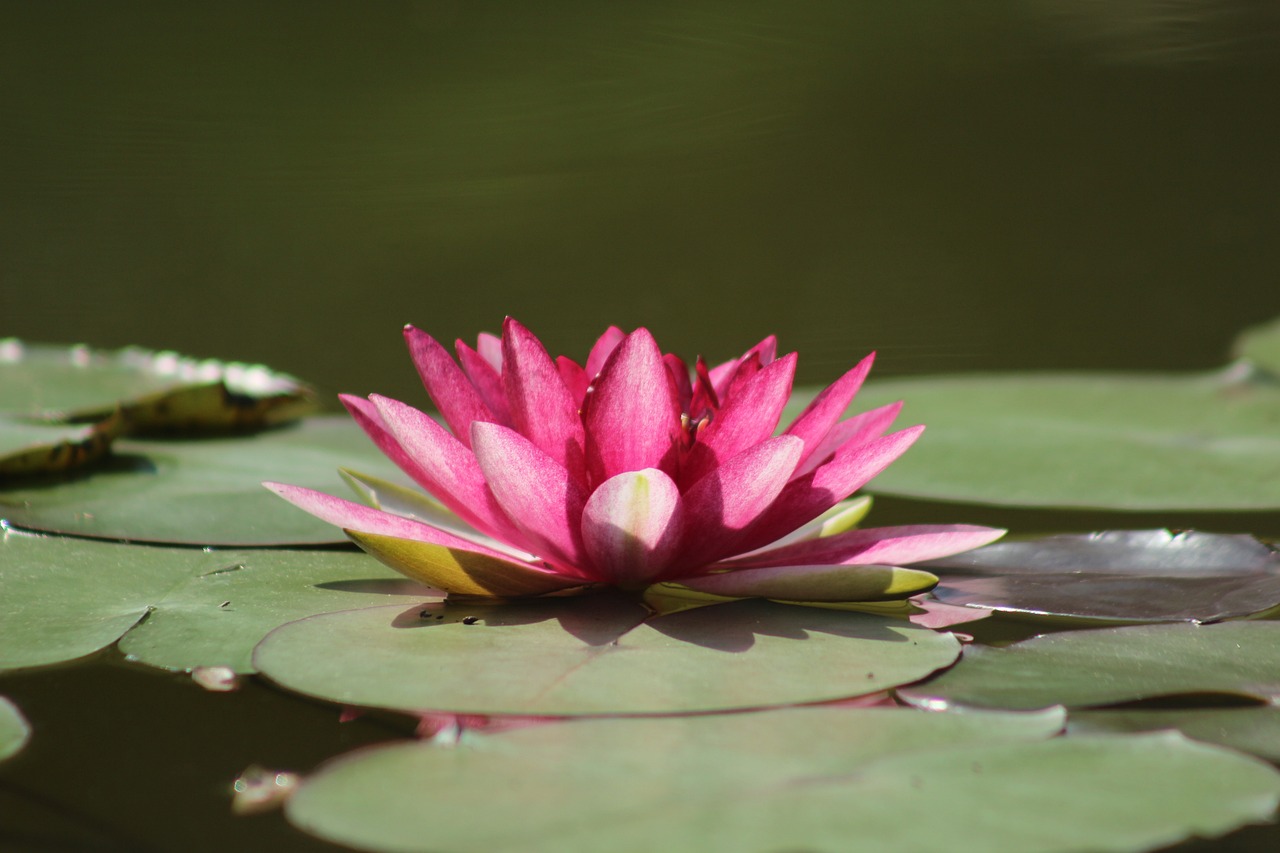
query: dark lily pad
[
  {"left": 918, "top": 530, "right": 1280, "bottom": 623},
  {"left": 0, "top": 340, "right": 316, "bottom": 432},
  {"left": 899, "top": 621, "right": 1280, "bottom": 711},
  {"left": 286, "top": 709, "right": 1280, "bottom": 853},
  {"left": 254, "top": 597, "right": 962, "bottom": 715},
  {"left": 831, "top": 366, "right": 1280, "bottom": 510},
  {"left": 1234, "top": 315, "right": 1280, "bottom": 377},
  {"left": 0, "top": 529, "right": 433, "bottom": 673},
  {"left": 0, "top": 412, "right": 124, "bottom": 480},
  {"left": 0, "top": 416, "right": 404, "bottom": 545},
  {"left": 0, "top": 696, "right": 30, "bottom": 762},
  {"left": 1070, "top": 706, "right": 1280, "bottom": 763}
]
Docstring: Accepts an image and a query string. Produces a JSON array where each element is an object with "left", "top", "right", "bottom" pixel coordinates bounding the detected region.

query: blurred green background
[{"left": 3, "top": 0, "right": 1279, "bottom": 405}]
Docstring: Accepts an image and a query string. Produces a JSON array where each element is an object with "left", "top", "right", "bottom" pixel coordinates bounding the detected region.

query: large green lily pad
[
  {"left": 286, "top": 709, "right": 1280, "bottom": 853},
  {"left": 899, "top": 621, "right": 1280, "bottom": 711},
  {"left": 119, "top": 550, "right": 437, "bottom": 673},
  {"left": 0, "top": 340, "right": 315, "bottom": 430},
  {"left": 920, "top": 530, "right": 1280, "bottom": 623},
  {"left": 0, "top": 416, "right": 402, "bottom": 545},
  {"left": 1070, "top": 706, "right": 1280, "bottom": 763},
  {"left": 0, "top": 530, "right": 434, "bottom": 673},
  {"left": 254, "top": 598, "right": 962, "bottom": 715},
  {"left": 837, "top": 367, "right": 1280, "bottom": 510},
  {"left": 0, "top": 696, "right": 30, "bottom": 763}
]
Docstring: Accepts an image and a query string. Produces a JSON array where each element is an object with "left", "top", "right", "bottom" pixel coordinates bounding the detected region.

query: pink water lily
[{"left": 265, "top": 319, "right": 1003, "bottom": 602}]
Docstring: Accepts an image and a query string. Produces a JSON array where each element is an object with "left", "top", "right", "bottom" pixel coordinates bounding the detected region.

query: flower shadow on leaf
[
  {"left": 315, "top": 579, "right": 441, "bottom": 597},
  {"left": 646, "top": 599, "right": 913, "bottom": 653},
  {"left": 386, "top": 592, "right": 650, "bottom": 647}
]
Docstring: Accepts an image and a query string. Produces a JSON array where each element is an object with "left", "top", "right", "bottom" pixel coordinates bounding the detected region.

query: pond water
[{"left": 3, "top": 1, "right": 1280, "bottom": 850}]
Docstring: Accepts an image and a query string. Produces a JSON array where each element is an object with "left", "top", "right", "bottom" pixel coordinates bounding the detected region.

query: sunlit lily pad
[
  {"left": 1070, "top": 706, "right": 1280, "bottom": 762},
  {"left": 1234, "top": 315, "right": 1280, "bottom": 377},
  {"left": 254, "top": 598, "right": 962, "bottom": 715},
  {"left": 833, "top": 366, "right": 1280, "bottom": 510},
  {"left": 918, "top": 530, "right": 1280, "bottom": 623},
  {"left": 0, "top": 696, "right": 30, "bottom": 762},
  {"left": 0, "top": 412, "right": 124, "bottom": 480},
  {"left": 0, "top": 340, "right": 316, "bottom": 431},
  {"left": 0, "top": 530, "right": 433, "bottom": 673},
  {"left": 899, "top": 621, "right": 1280, "bottom": 711},
  {"left": 286, "top": 709, "right": 1280, "bottom": 853},
  {"left": 0, "top": 416, "right": 403, "bottom": 544},
  {"left": 119, "top": 551, "right": 438, "bottom": 673}
]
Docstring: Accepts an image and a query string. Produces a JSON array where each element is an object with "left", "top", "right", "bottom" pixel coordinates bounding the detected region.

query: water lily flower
[{"left": 265, "top": 319, "right": 1003, "bottom": 604}]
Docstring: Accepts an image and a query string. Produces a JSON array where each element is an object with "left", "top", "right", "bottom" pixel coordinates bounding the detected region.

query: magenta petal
[
  {"left": 796, "top": 402, "right": 904, "bottom": 477},
  {"left": 673, "top": 435, "right": 804, "bottom": 571},
  {"left": 664, "top": 353, "right": 693, "bottom": 411},
  {"left": 501, "top": 317, "right": 586, "bottom": 480},
  {"left": 263, "top": 482, "right": 525, "bottom": 562},
  {"left": 585, "top": 325, "right": 626, "bottom": 378},
  {"left": 476, "top": 332, "right": 503, "bottom": 372},
  {"left": 556, "top": 356, "right": 591, "bottom": 408},
  {"left": 366, "top": 394, "right": 526, "bottom": 546},
  {"left": 404, "top": 325, "right": 493, "bottom": 447},
  {"left": 681, "top": 353, "right": 798, "bottom": 486},
  {"left": 581, "top": 469, "right": 684, "bottom": 587},
  {"left": 785, "top": 352, "right": 876, "bottom": 470},
  {"left": 456, "top": 340, "right": 511, "bottom": 425},
  {"left": 708, "top": 334, "right": 778, "bottom": 397},
  {"left": 726, "top": 524, "right": 1007, "bottom": 569},
  {"left": 471, "top": 421, "right": 589, "bottom": 572},
  {"left": 584, "top": 328, "right": 681, "bottom": 483}
]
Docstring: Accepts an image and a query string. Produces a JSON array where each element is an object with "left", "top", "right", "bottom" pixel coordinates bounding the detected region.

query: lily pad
[
  {"left": 0, "top": 411, "right": 124, "bottom": 480},
  {"left": 1234, "top": 315, "right": 1280, "bottom": 377},
  {"left": 0, "top": 416, "right": 404, "bottom": 545},
  {"left": 118, "top": 550, "right": 438, "bottom": 673},
  {"left": 899, "top": 621, "right": 1280, "bottom": 711},
  {"left": 0, "top": 696, "right": 30, "bottom": 762},
  {"left": 0, "top": 340, "right": 316, "bottom": 431},
  {"left": 839, "top": 366, "right": 1280, "bottom": 510},
  {"left": 918, "top": 530, "right": 1280, "bottom": 623},
  {"left": 1070, "top": 706, "right": 1280, "bottom": 762},
  {"left": 286, "top": 709, "right": 1280, "bottom": 853},
  {"left": 0, "top": 529, "right": 434, "bottom": 673},
  {"left": 254, "top": 598, "right": 962, "bottom": 715}
]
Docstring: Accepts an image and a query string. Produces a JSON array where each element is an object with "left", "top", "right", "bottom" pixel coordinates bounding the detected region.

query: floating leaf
[
  {"left": 918, "top": 530, "right": 1280, "bottom": 623},
  {"left": 823, "top": 367, "right": 1280, "bottom": 510},
  {"left": 1234, "top": 315, "right": 1280, "bottom": 377},
  {"left": 0, "top": 340, "right": 316, "bottom": 432},
  {"left": 0, "top": 696, "right": 30, "bottom": 762},
  {"left": 254, "top": 598, "right": 962, "bottom": 715},
  {"left": 119, "top": 550, "right": 437, "bottom": 673},
  {"left": 0, "top": 416, "right": 404, "bottom": 544},
  {"left": 0, "top": 529, "right": 432, "bottom": 673},
  {"left": 0, "top": 411, "right": 124, "bottom": 480},
  {"left": 1070, "top": 706, "right": 1280, "bottom": 763},
  {"left": 899, "top": 621, "right": 1280, "bottom": 711},
  {"left": 286, "top": 709, "right": 1280, "bottom": 853}
]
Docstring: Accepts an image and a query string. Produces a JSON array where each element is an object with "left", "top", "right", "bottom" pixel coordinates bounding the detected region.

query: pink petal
[
  {"left": 708, "top": 334, "right": 777, "bottom": 397},
  {"left": 583, "top": 328, "right": 682, "bottom": 483},
  {"left": 725, "top": 524, "right": 1007, "bottom": 570},
  {"left": 404, "top": 325, "right": 493, "bottom": 448},
  {"left": 581, "top": 468, "right": 685, "bottom": 587},
  {"left": 471, "top": 421, "right": 589, "bottom": 573},
  {"left": 680, "top": 353, "right": 797, "bottom": 487},
  {"left": 556, "top": 356, "right": 591, "bottom": 408},
  {"left": 476, "top": 332, "right": 503, "bottom": 372},
  {"left": 688, "top": 356, "right": 720, "bottom": 419},
  {"left": 796, "top": 402, "right": 904, "bottom": 477},
  {"left": 671, "top": 435, "right": 804, "bottom": 572},
  {"left": 664, "top": 353, "right": 693, "bottom": 412},
  {"left": 585, "top": 325, "right": 626, "bottom": 378},
  {"left": 263, "top": 482, "right": 525, "bottom": 563},
  {"left": 501, "top": 317, "right": 586, "bottom": 481},
  {"left": 785, "top": 352, "right": 876, "bottom": 470},
  {"left": 368, "top": 394, "right": 526, "bottom": 546},
  {"left": 456, "top": 339, "right": 511, "bottom": 425},
  {"left": 730, "top": 425, "right": 925, "bottom": 554}
]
